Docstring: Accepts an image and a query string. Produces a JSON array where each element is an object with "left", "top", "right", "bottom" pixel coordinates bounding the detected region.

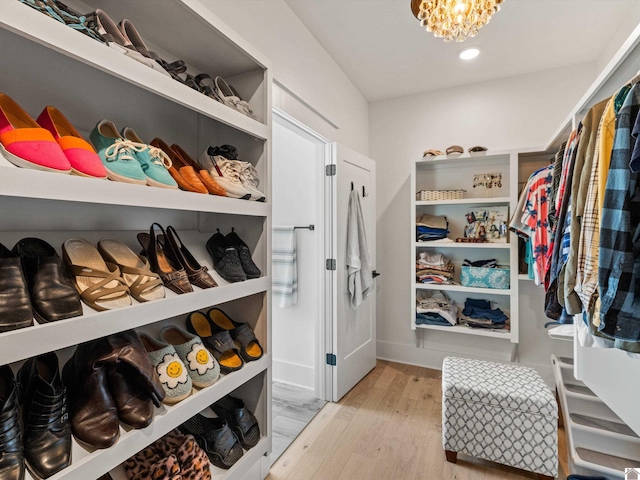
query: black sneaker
[
  {"left": 206, "top": 230, "right": 246, "bottom": 283},
  {"left": 225, "top": 229, "right": 261, "bottom": 279}
]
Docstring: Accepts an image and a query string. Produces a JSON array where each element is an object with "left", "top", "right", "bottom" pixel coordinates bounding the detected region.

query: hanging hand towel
[
  {"left": 273, "top": 226, "right": 298, "bottom": 308},
  {"left": 347, "top": 189, "right": 373, "bottom": 309}
]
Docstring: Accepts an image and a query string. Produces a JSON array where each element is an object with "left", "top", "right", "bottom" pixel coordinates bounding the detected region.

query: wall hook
[
  {"left": 351, "top": 181, "right": 354, "bottom": 191},
  {"left": 362, "top": 185, "right": 369, "bottom": 197}
]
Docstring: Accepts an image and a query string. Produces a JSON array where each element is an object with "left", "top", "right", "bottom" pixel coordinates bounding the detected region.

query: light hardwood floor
[
  {"left": 271, "top": 382, "right": 327, "bottom": 465},
  {"left": 267, "top": 360, "right": 568, "bottom": 480}
]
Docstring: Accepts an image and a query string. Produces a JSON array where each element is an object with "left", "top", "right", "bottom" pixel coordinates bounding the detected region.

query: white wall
[
  {"left": 271, "top": 117, "right": 324, "bottom": 391},
  {"left": 201, "top": 0, "right": 369, "bottom": 155},
  {"left": 370, "top": 63, "right": 598, "bottom": 379}
]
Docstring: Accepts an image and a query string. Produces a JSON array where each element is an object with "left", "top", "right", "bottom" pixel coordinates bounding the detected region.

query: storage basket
[
  {"left": 460, "top": 266, "right": 510, "bottom": 289},
  {"left": 417, "top": 190, "right": 465, "bottom": 201}
]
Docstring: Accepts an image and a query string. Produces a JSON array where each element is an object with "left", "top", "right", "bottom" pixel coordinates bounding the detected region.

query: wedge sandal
[
  {"left": 207, "top": 308, "right": 263, "bottom": 362},
  {"left": 186, "top": 311, "right": 243, "bottom": 374},
  {"left": 62, "top": 238, "right": 131, "bottom": 311},
  {"left": 97, "top": 239, "right": 164, "bottom": 303},
  {"left": 210, "top": 395, "right": 260, "bottom": 449}
]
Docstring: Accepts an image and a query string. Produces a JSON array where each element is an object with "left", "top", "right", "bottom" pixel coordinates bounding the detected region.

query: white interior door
[{"left": 331, "top": 143, "right": 377, "bottom": 401}]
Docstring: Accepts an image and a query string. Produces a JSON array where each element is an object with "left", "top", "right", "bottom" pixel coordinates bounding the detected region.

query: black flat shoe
[
  {"left": 225, "top": 229, "right": 261, "bottom": 279},
  {"left": 206, "top": 230, "right": 246, "bottom": 283},
  {"left": 179, "top": 414, "right": 243, "bottom": 469},
  {"left": 12, "top": 238, "right": 82, "bottom": 323},
  {"left": 18, "top": 352, "right": 71, "bottom": 479},
  {"left": 207, "top": 308, "right": 263, "bottom": 363},
  {"left": 0, "top": 242, "right": 32, "bottom": 332}
]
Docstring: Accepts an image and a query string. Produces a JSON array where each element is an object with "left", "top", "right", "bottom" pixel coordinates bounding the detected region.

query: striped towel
[{"left": 273, "top": 226, "right": 298, "bottom": 308}]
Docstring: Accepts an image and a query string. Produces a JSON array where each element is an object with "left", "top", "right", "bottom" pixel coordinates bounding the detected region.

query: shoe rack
[{"left": 0, "top": 1, "right": 272, "bottom": 479}]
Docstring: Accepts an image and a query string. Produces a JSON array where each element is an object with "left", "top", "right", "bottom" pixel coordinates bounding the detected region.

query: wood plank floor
[
  {"left": 271, "top": 382, "right": 327, "bottom": 465},
  {"left": 267, "top": 360, "right": 568, "bottom": 480}
]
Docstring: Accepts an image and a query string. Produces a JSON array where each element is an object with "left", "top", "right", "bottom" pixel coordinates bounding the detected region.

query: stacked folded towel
[
  {"left": 462, "top": 258, "right": 498, "bottom": 268},
  {"left": 416, "top": 252, "right": 455, "bottom": 284},
  {"left": 459, "top": 298, "right": 509, "bottom": 330},
  {"left": 415, "top": 290, "right": 458, "bottom": 326},
  {"left": 416, "top": 214, "right": 449, "bottom": 242}
]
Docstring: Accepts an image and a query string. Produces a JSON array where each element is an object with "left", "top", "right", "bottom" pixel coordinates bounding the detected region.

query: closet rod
[{"left": 294, "top": 225, "right": 315, "bottom": 231}]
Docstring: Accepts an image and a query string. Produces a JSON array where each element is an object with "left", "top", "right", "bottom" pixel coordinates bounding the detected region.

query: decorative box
[
  {"left": 417, "top": 190, "right": 465, "bottom": 201},
  {"left": 460, "top": 265, "right": 510, "bottom": 289}
]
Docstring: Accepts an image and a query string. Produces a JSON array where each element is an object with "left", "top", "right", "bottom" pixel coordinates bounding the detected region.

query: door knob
[{"left": 372, "top": 270, "right": 381, "bottom": 278}]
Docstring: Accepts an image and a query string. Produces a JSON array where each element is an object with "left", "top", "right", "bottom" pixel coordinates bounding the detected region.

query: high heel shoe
[{"left": 137, "top": 223, "right": 192, "bottom": 295}]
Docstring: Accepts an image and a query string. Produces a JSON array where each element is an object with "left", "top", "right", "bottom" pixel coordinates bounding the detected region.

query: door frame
[{"left": 272, "top": 107, "right": 334, "bottom": 402}]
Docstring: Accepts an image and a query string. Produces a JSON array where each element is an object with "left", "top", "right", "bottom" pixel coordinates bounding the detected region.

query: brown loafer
[
  {"left": 171, "top": 143, "right": 227, "bottom": 197},
  {"left": 150, "top": 138, "right": 208, "bottom": 194}
]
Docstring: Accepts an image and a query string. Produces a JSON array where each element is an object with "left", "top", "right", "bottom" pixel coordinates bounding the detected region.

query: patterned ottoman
[{"left": 442, "top": 357, "right": 558, "bottom": 479}]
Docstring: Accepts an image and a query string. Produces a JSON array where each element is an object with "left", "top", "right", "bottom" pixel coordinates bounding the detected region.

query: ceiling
[{"left": 284, "top": 0, "right": 640, "bottom": 102}]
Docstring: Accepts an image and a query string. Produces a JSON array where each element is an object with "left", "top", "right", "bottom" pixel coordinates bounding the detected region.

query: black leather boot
[
  {"left": 0, "top": 365, "right": 24, "bottom": 480},
  {"left": 18, "top": 352, "right": 71, "bottom": 479}
]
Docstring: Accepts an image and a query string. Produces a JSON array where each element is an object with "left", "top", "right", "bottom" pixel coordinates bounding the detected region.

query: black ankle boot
[
  {"left": 18, "top": 352, "right": 71, "bottom": 479},
  {"left": 0, "top": 365, "right": 24, "bottom": 480}
]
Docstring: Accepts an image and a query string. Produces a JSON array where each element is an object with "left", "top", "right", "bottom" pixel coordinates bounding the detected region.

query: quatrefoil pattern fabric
[{"left": 442, "top": 357, "right": 558, "bottom": 477}]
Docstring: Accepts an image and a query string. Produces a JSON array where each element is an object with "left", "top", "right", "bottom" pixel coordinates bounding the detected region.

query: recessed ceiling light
[{"left": 459, "top": 47, "right": 480, "bottom": 60}]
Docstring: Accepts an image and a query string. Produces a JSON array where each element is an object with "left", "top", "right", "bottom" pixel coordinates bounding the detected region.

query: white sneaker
[
  {"left": 198, "top": 150, "right": 252, "bottom": 199},
  {"left": 236, "top": 161, "right": 266, "bottom": 202}
]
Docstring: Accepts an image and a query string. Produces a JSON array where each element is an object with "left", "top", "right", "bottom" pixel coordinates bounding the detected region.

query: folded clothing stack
[
  {"left": 416, "top": 214, "right": 449, "bottom": 242},
  {"left": 459, "top": 298, "right": 509, "bottom": 330},
  {"left": 462, "top": 258, "right": 498, "bottom": 268},
  {"left": 416, "top": 290, "right": 458, "bottom": 326},
  {"left": 416, "top": 252, "right": 455, "bottom": 284}
]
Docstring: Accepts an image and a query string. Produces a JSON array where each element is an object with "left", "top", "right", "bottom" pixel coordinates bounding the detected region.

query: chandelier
[{"left": 411, "top": 0, "right": 504, "bottom": 42}]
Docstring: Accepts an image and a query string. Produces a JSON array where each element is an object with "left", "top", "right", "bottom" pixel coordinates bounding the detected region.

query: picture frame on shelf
[{"left": 463, "top": 206, "right": 509, "bottom": 243}]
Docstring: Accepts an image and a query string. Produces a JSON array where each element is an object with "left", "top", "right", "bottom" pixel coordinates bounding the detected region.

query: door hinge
[
  {"left": 326, "top": 259, "right": 336, "bottom": 270},
  {"left": 325, "top": 164, "right": 336, "bottom": 176},
  {"left": 326, "top": 353, "right": 336, "bottom": 366}
]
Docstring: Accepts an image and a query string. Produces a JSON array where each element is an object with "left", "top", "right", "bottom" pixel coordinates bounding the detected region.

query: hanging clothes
[{"left": 347, "top": 189, "right": 372, "bottom": 309}]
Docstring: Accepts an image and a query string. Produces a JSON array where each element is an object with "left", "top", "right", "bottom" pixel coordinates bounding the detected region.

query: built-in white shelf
[
  {"left": 24, "top": 355, "right": 270, "bottom": 480},
  {"left": 518, "top": 274, "right": 533, "bottom": 281},
  {"left": 0, "top": 276, "right": 270, "bottom": 366},
  {"left": 0, "top": 161, "right": 270, "bottom": 217},
  {"left": 548, "top": 324, "right": 575, "bottom": 342},
  {"left": 415, "top": 322, "right": 512, "bottom": 340},
  {"left": 415, "top": 282, "right": 511, "bottom": 296},
  {"left": 416, "top": 196, "right": 511, "bottom": 206},
  {"left": 0, "top": 1, "right": 270, "bottom": 141},
  {"left": 414, "top": 241, "right": 510, "bottom": 249}
]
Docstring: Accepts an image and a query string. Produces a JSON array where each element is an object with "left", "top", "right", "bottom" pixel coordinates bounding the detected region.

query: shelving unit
[
  {"left": 553, "top": 355, "right": 640, "bottom": 479},
  {"left": 0, "top": 1, "right": 272, "bottom": 479},
  {"left": 411, "top": 151, "right": 519, "bottom": 348}
]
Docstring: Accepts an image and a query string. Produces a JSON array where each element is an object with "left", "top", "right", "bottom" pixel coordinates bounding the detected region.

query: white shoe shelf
[
  {"left": 0, "top": 1, "right": 273, "bottom": 479},
  {"left": 552, "top": 355, "right": 640, "bottom": 479},
  {"left": 411, "top": 151, "right": 520, "bottom": 347}
]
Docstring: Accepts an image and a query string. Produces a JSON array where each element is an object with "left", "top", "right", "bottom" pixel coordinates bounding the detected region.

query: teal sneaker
[
  {"left": 121, "top": 127, "right": 178, "bottom": 190},
  {"left": 90, "top": 120, "right": 147, "bottom": 185}
]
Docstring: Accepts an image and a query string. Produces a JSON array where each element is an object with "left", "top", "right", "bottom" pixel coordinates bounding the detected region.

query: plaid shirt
[
  {"left": 575, "top": 96, "right": 614, "bottom": 312},
  {"left": 598, "top": 83, "right": 640, "bottom": 341}
]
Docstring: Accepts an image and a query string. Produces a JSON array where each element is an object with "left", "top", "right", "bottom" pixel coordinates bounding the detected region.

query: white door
[{"left": 330, "top": 143, "right": 377, "bottom": 401}]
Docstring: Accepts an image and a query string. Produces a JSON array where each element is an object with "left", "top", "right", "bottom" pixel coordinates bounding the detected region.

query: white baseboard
[
  {"left": 376, "top": 340, "right": 555, "bottom": 387},
  {"left": 272, "top": 359, "right": 315, "bottom": 391}
]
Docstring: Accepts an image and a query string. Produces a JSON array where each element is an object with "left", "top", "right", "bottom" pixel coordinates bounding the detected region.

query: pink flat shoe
[
  {"left": 0, "top": 93, "right": 70, "bottom": 173},
  {"left": 37, "top": 106, "right": 108, "bottom": 179}
]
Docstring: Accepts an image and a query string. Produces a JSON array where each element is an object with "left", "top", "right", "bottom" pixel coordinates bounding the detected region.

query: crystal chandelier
[{"left": 411, "top": 0, "right": 504, "bottom": 42}]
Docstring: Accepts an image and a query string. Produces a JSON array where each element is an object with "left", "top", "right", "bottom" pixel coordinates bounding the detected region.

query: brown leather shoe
[
  {"left": 138, "top": 223, "right": 193, "bottom": 295},
  {"left": 150, "top": 138, "right": 208, "bottom": 194},
  {"left": 172, "top": 143, "right": 227, "bottom": 197},
  {"left": 62, "top": 330, "right": 165, "bottom": 449},
  {"left": 164, "top": 226, "right": 217, "bottom": 289}
]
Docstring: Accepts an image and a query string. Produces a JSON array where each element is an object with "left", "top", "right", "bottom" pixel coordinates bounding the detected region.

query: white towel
[
  {"left": 273, "top": 226, "right": 298, "bottom": 308},
  {"left": 347, "top": 190, "right": 373, "bottom": 309}
]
